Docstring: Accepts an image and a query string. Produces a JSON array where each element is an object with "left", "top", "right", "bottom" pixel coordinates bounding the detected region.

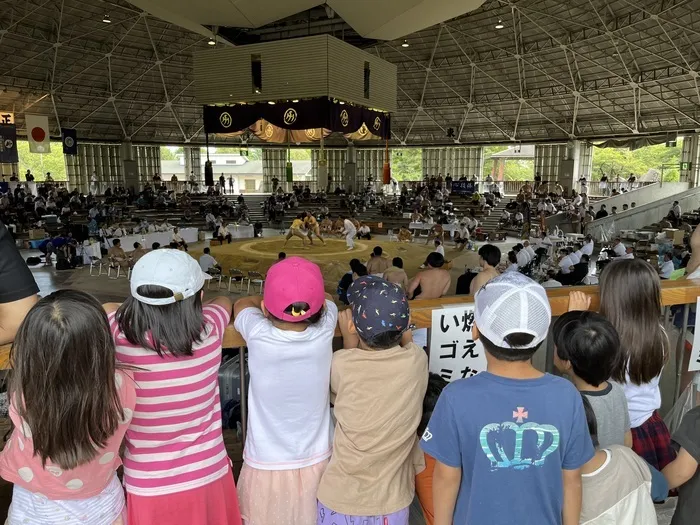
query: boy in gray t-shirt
[{"left": 553, "top": 310, "right": 633, "bottom": 448}]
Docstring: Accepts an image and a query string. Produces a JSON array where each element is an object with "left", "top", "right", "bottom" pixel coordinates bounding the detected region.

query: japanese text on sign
[{"left": 429, "top": 305, "right": 486, "bottom": 382}]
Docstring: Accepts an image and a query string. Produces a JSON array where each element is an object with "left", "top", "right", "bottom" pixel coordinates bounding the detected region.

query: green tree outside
[
  {"left": 591, "top": 141, "right": 682, "bottom": 182},
  {"left": 482, "top": 145, "right": 534, "bottom": 181},
  {"left": 391, "top": 148, "right": 422, "bottom": 181},
  {"left": 17, "top": 141, "right": 67, "bottom": 181}
]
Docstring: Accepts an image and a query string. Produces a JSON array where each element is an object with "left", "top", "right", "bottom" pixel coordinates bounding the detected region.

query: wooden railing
[{"left": 1, "top": 280, "right": 697, "bottom": 370}]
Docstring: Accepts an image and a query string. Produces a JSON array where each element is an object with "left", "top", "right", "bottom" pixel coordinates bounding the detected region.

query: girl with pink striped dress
[{"left": 106, "top": 249, "right": 242, "bottom": 525}]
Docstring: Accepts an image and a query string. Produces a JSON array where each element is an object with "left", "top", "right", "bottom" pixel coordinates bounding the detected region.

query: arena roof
[{"left": 0, "top": 0, "right": 698, "bottom": 147}]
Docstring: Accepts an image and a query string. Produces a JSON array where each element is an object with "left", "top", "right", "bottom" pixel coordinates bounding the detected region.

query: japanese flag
[{"left": 25, "top": 114, "right": 51, "bottom": 153}]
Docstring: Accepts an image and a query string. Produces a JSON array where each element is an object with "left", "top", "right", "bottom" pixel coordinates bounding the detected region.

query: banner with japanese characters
[{"left": 429, "top": 305, "right": 487, "bottom": 382}]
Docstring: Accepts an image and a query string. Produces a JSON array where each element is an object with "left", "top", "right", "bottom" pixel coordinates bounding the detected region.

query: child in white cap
[
  {"left": 104, "top": 249, "right": 242, "bottom": 525},
  {"left": 421, "top": 272, "right": 594, "bottom": 525}
]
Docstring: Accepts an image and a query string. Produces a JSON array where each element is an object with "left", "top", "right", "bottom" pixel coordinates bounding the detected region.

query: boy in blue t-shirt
[{"left": 421, "top": 272, "right": 594, "bottom": 525}]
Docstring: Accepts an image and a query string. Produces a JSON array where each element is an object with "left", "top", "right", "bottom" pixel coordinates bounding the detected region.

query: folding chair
[
  {"left": 387, "top": 229, "right": 398, "bottom": 242},
  {"left": 244, "top": 271, "right": 265, "bottom": 295},
  {"left": 107, "top": 257, "right": 130, "bottom": 280},
  {"left": 89, "top": 256, "right": 107, "bottom": 276},
  {"left": 227, "top": 268, "right": 245, "bottom": 293}
]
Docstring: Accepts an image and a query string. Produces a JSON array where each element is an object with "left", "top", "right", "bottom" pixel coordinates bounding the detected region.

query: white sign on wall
[
  {"left": 429, "top": 305, "right": 487, "bottom": 382},
  {"left": 687, "top": 297, "right": 700, "bottom": 372}
]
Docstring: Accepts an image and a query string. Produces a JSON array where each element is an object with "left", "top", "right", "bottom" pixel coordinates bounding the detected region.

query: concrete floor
[{"left": 3, "top": 231, "right": 682, "bottom": 524}]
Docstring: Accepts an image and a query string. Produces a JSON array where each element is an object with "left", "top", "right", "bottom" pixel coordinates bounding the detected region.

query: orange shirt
[{"left": 415, "top": 452, "right": 436, "bottom": 525}]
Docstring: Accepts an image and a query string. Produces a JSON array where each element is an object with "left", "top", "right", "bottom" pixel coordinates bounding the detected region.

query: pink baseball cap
[{"left": 263, "top": 256, "right": 326, "bottom": 322}]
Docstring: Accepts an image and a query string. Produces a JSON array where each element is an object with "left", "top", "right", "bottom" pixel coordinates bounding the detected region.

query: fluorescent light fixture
[
  {"left": 102, "top": 14, "right": 111, "bottom": 23},
  {"left": 292, "top": 99, "right": 299, "bottom": 103},
  {"left": 268, "top": 101, "right": 275, "bottom": 105},
  {"left": 401, "top": 39, "right": 409, "bottom": 48},
  {"left": 208, "top": 38, "right": 216, "bottom": 45},
  {"left": 495, "top": 19, "right": 504, "bottom": 29}
]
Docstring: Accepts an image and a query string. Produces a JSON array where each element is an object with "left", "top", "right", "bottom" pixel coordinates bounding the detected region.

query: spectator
[
  {"left": 107, "top": 251, "right": 241, "bottom": 523},
  {"left": 558, "top": 248, "right": 575, "bottom": 275},
  {"left": 578, "top": 395, "right": 663, "bottom": 524},
  {"left": 421, "top": 273, "right": 593, "bottom": 525},
  {"left": 595, "top": 205, "right": 609, "bottom": 220},
  {"left": 659, "top": 252, "right": 674, "bottom": 279},
  {"left": 337, "top": 259, "right": 368, "bottom": 305},
  {"left": 151, "top": 242, "right": 161, "bottom": 250},
  {"left": 131, "top": 242, "right": 148, "bottom": 263},
  {"left": 553, "top": 310, "right": 631, "bottom": 448},
  {"left": 171, "top": 227, "right": 188, "bottom": 251},
  {"left": 278, "top": 252, "right": 286, "bottom": 261},
  {"left": 663, "top": 405, "right": 700, "bottom": 525},
  {"left": 366, "top": 246, "right": 390, "bottom": 276},
  {"left": 0, "top": 290, "right": 136, "bottom": 524},
  {"left": 433, "top": 238, "right": 445, "bottom": 258},
  {"left": 570, "top": 259, "right": 677, "bottom": 472},
  {"left": 383, "top": 257, "right": 409, "bottom": 290},
  {"left": 542, "top": 270, "right": 563, "bottom": 288},
  {"left": 0, "top": 221, "right": 39, "bottom": 345},
  {"left": 407, "top": 253, "right": 451, "bottom": 300},
  {"left": 470, "top": 245, "right": 501, "bottom": 295},
  {"left": 505, "top": 251, "right": 519, "bottom": 272},
  {"left": 357, "top": 223, "right": 371, "bottom": 240},
  {"left": 198, "top": 247, "right": 220, "bottom": 275},
  {"left": 317, "top": 276, "right": 426, "bottom": 525}
]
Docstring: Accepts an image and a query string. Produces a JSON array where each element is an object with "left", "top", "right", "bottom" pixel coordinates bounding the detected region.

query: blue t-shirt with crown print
[{"left": 421, "top": 372, "right": 594, "bottom": 525}]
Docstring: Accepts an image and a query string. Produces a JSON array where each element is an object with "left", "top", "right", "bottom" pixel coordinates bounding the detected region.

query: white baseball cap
[
  {"left": 130, "top": 249, "right": 211, "bottom": 306},
  {"left": 474, "top": 272, "right": 552, "bottom": 348}
]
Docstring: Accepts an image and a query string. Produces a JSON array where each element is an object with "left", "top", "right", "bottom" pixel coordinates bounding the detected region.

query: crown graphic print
[{"left": 479, "top": 407, "right": 560, "bottom": 471}]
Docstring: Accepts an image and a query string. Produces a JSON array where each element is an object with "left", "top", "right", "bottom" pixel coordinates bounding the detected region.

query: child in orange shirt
[{"left": 415, "top": 373, "right": 449, "bottom": 525}]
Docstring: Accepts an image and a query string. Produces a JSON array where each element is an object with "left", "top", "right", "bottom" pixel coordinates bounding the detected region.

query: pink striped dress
[{"left": 109, "top": 304, "right": 241, "bottom": 525}]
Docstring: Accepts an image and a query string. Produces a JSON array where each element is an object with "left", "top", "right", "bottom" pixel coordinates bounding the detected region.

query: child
[
  {"left": 571, "top": 258, "right": 676, "bottom": 471},
  {"left": 107, "top": 249, "right": 242, "bottom": 525},
  {"left": 662, "top": 405, "right": 700, "bottom": 525},
  {"left": 553, "top": 310, "right": 633, "bottom": 448},
  {"left": 0, "top": 290, "right": 136, "bottom": 525},
  {"left": 415, "top": 373, "right": 449, "bottom": 525},
  {"left": 233, "top": 256, "right": 338, "bottom": 525},
  {"left": 422, "top": 272, "right": 594, "bottom": 525},
  {"left": 579, "top": 395, "right": 663, "bottom": 524},
  {"left": 317, "top": 275, "right": 428, "bottom": 524}
]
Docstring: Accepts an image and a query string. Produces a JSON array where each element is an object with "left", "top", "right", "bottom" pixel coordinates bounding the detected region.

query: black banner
[
  {"left": 0, "top": 124, "right": 18, "bottom": 163},
  {"left": 62, "top": 128, "right": 78, "bottom": 155},
  {"left": 451, "top": 181, "right": 476, "bottom": 195},
  {"left": 203, "top": 98, "right": 390, "bottom": 139}
]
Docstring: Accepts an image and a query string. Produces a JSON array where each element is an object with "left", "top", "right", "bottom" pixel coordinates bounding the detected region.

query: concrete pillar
[{"left": 681, "top": 134, "right": 700, "bottom": 187}]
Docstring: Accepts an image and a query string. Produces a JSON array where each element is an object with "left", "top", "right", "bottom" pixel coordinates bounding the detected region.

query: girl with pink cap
[{"left": 233, "top": 256, "right": 338, "bottom": 525}]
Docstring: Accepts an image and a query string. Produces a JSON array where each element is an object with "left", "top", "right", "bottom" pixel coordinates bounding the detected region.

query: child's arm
[
  {"left": 624, "top": 430, "right": 633, "bottom": 448},
  {"left": 337, "top": 308, "right": 359, "bottom": 349},
  {"left": 206, "top": 296, "right": 232, "bottom": 317},
  {"left": 562, "top": 468, "right": 583, "bottom": 525},
  {"left": 407, "top": 275, "right": 421, "bottom": 299},
  {"left": 433, "top": 460, "right": 461, "bottom": 525},
  {"left": 663, "top": 448, "right": 698, "bottom": 490},
  {"left": 233, "top": 296, "right": 263, "bottom": 317}
]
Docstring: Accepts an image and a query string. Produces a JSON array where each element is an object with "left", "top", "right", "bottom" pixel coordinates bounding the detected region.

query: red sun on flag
[{"left": 31, "top": 127, "right": 46, "bottom": 143}]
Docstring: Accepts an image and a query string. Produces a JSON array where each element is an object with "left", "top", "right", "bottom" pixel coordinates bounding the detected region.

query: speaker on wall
[{"left": 204, "top": 161, "right": 214, "bottom": 187}]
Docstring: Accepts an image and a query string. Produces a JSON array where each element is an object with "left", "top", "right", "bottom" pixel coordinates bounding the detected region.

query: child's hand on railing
[{"left": 568, "top": 291, "right": 592, "bottom": 312}]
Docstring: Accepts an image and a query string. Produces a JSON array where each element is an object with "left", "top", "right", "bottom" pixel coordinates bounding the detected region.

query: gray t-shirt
[
  {"left": 582, "top": 381, "right": 630, "bottom": 448},
  {"left": 671, "top": 406, "right": 700, "bottom": 525}
]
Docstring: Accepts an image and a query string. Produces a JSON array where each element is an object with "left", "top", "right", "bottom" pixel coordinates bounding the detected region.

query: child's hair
[
  {"left": 351, "top": 260, "right": 368, "bottom": 277},
  {"left": 9, "top": 290, "right": 124, "bottom": 470},
  {"left": 360, "top": 330, "right": 404, "bottom": 350},
  {"left": 581, "top": 394, "right": 599, "bottom": 448},
  {"left": 507, "top": 251, "right": 517, "bottom": 265},
  {"left": 393, "top": 257, "right": 403, "bottom": 268},
  {"left": 204, "top": 247, "right": 211, "bottom": 254},
  {"left": 267, "top": 301, "right": 325, "bottom": 326},
  {"left": 478, "top": 244, "right": 501, "bottom": 267},
  {"left": 553, "top": 311, "right": 621, "bottom": 387},
  {"left": 426, "top": 252, "right": 444, "bottom": 268},
  {"left": 117, "top": 284, "right": 205, "bottom": 357},
  {"left": 600, "top": 259, "right": 669, "bottom": 385},
  {"left": 418, "top": 373, "right": 448, "bottom": 436},
  {"left": 479, "top": 331, "right": 539, "bottom": 362}
]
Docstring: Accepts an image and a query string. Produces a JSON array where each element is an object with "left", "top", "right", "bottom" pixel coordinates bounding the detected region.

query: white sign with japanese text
[
  {"left": 687, "top": 297, "right": 700, "bottom": 372},
  {"left": 429, "top": 305, "right": 487, "bottom": 382}
]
